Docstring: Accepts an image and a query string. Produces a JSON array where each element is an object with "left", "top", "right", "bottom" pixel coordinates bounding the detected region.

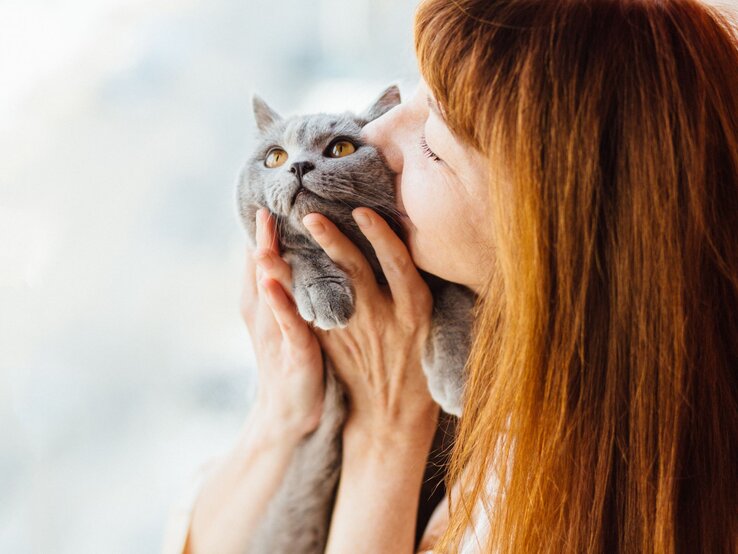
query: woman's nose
[{"left": 362, "top": 107, "right": 404, "bottom": 174}]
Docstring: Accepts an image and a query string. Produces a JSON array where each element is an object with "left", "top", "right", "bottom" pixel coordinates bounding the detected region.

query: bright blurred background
[{"left": 0, "top": 0, "right": 419, "bottom": 552}]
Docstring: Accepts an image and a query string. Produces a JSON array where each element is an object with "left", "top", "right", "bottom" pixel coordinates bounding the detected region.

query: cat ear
[
  {"left": 252, "top": 95, "right": 283, "bottom": 132},
  {"left": 359, "top": 85, "right": 401, "bottom": 124}
]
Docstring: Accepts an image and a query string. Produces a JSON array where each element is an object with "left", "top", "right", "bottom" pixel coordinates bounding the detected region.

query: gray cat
[{"left": 237, "top": 85, "right": 476, "bottom": 553}]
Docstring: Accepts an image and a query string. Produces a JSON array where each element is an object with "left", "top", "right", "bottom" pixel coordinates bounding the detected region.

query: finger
[
  {"left": 256, "top": 208, "right": 280, "bottom": 255},
  {"left": 240, "top": 248, "right": 279, "bottom": 338},
  {"left": 262, "top": 278, "right": 315, "bottom": 350},
  {"left": 255, "top": 276, "right": 282, "bottom": 334},
  {"left": 255, "top": 207, "right": 267, "bottom": 250},
  {"left": 302, "top": 213, "right": 380, "bottom": 299},
  {"left": 253, "top": 209, "right": 269, "bottom": 283},
  {"left": 243, "top": 243, "right": 258, "bottom": 298},
  {"left": 253, "top": 249, "right": 294, "bottom": 300},
  {"left": 352, "top": 207, "right": 431, "bottom": 316},
  {"left": 241, "top": 243, "right": 259, "bottom": 324}
]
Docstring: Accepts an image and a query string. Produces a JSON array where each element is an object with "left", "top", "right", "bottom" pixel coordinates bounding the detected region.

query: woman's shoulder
[
  {"left": 416, "top": 502, "right": 491, "bottom": 554},
  {"left": 417, "top": 464, "right": 499, "bottom": 554}
]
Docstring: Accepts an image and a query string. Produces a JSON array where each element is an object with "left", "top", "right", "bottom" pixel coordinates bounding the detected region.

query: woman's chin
[
  {"left": 415, "top": 253, "right": 478, "bottom": 291},
  {"left": 413, "top": 251, "right": 451, "bottom": 282}
]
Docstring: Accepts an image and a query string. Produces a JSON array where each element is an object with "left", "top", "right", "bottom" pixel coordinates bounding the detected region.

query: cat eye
[
  {"left": 265, "top": 148, "right": 288, "bottom": 168},
  {"left": 327, "top": 140, "right": 356, "bottom": 158}
]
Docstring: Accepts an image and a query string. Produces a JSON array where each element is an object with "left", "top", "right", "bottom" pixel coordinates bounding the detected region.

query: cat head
[{"left": 239, "top": 85, "right": 401, "bottom": 225}]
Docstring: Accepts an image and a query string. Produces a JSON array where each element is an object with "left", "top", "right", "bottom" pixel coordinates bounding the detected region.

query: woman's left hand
[{"left": 301, "top": 207, "right": 439, "bottom": 444}]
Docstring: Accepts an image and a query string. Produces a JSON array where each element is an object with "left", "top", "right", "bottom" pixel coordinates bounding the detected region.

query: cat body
[{"left": 237, "top": 86, "right": 476, "bottom": 553}]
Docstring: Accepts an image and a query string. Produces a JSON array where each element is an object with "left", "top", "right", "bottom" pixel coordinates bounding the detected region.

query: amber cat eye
[
  {"left": 327, "top": 140, "right": 356, "bottom": 158},
  {"left": 265, "top": 148, "right": 288, "bottom": 168}
]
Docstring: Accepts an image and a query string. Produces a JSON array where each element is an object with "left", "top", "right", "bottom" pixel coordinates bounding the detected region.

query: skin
[
  {"left": 364, "top": 80, "right": 493, "bottom": 293},
  {"left": 185, "top": 81, "right": 492, "bottom": 553}
]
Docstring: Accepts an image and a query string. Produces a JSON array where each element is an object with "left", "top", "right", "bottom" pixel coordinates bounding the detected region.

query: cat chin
[{"left": 289, "top": 193, "right": 331, "bottom": 221}]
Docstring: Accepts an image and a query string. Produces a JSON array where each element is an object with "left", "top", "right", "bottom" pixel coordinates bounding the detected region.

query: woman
[{"left": 177, "top": 0, "right": 738, "bottom": 552}]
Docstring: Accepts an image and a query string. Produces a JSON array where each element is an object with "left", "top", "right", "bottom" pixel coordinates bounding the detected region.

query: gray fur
[
  {"left": 252, "top": 95, "right": 282, "bottom": 132},
  {"left": 245, "top": 369, "right": 345, "bottom": 553},
  {"left": 236, "top": 85, "right": 476, "bottom": 553}
]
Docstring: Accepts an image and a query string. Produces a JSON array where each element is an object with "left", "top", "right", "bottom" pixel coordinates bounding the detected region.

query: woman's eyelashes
[{"left": 420, "top": 134, "right": 443, "bottom": 163}]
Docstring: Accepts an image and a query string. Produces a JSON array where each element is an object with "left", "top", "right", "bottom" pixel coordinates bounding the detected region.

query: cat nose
[{"left": 290, "top": 161, "right": 315, "bottom": 179}]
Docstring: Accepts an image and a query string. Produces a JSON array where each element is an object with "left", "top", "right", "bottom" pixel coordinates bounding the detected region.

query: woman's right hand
[{"left": 240, "top": 207, "right": 325, "bottom": 442}]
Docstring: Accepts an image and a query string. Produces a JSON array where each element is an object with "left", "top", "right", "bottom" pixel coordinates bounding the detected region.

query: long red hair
[{"left": 415, "top": 1, "right": 738, "bottom": 552}]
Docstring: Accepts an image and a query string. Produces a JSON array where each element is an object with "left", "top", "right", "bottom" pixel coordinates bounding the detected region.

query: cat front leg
[
  {"left": 422, "top": 284, "right": 477, "bottom": 416},
  {"left": 246, "top": 365, "right": 346, "bottom": 554},
  {"left": 286, "top": 249, "right": 355, "bottom": 330}
]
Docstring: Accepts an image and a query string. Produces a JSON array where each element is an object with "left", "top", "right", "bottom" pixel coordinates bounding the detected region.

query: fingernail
[
  {"left": 303, "top": 216, "right": 325, "bottom": 235},
  {"left": 353, "top": 210, "right": 371, "bottom": 228}
]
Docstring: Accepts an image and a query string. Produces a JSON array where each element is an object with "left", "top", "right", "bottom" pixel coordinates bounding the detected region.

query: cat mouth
[{"left": 289, "top": 186, "right": 317, "bottom": 209}]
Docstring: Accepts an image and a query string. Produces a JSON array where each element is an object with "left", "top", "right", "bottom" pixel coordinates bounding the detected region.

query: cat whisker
[
  {"left": 324, "top": 183, "right": 392, "bottom": 207},
  {"left": 322, "top": 184, "right": 404, "bottom": 222},
  {"left": 274, "top": 214, "right": 285, "bottom": 252}
]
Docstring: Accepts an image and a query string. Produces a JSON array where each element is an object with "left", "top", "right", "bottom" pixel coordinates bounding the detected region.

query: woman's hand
[
  {"left": 241, "top": 207, "right": 325, "bottom": 442},
  {"left": 187, "top": 208, "right": 327, "bottom": 554},
  {"left": 300, "top": 207, "right": 439, "bottom": 553},
  {"left": 301, "top": 207, "right": 438, "bottom": 443}
]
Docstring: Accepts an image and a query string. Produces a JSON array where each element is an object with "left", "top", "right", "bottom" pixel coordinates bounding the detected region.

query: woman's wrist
[
  {"left": 325, "top": 401, "right": 439, "bottom": 553},
  {"left": 246, "top": 388, "right": 324, "bottom": 446},
  {"left": 342, "top": 400, "right": 440, "bottom": 455},
  {"left": 234, "top": 398, "right": 308, "bottom": 457}
]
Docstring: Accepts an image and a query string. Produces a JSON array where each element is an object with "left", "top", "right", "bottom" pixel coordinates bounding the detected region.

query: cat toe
[
  {"left": 295, "top": 291, "right": 317, "bottom": 323},
  {"left": 312, "top": 295, "right": 353, "bottom": 330},
  {"left": 297, "top": 279, "right": 354, "bottom": 330}
]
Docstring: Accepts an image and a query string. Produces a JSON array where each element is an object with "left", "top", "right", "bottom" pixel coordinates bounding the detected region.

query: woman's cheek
[
  {"left": 398, "top": 166, "right": 427, "bottom": 230},
  {"left": 398, "top": 166, "right": 444, "bottom": 269},
  {"left": 396, "top": 167, "right": 421, "bottom": 257}
]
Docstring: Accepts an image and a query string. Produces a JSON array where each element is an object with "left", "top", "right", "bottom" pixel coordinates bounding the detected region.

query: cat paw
[{"left": 295, "top": 279, "right": 355, "bottom": 330}]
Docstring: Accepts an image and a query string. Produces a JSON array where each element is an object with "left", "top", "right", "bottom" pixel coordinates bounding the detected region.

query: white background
[{"left": 0, "top": 1, "right": 417, "bottom": 552}]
